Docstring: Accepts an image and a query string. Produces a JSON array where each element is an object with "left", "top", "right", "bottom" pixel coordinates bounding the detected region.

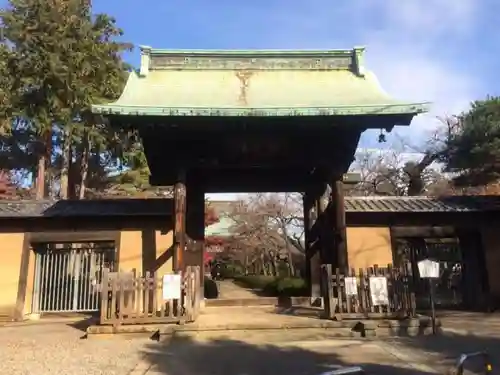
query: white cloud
[
  {"left": 205, "top": 0, "right": 483, "bottom": 195},
  {"left": 360, "top": 0, "right": 478, "bottom": 37},
  {"left": 353, "top": 0, "right": 482, "bottom": 137},
  {"left": 257, "top": 0, "right": 484, "bottom": 139}
]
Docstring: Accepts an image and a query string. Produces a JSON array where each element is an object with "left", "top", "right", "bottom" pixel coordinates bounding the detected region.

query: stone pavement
[
  {"left": 195, "top": 305, "right": 326, "bottom": 329},
  {"left": 134, "top": 330, "right": 440, "bottom": 375},
  {"left": 437, "top": 311, "right": 500, "bottom": 337},
  {"left": 130, "top": 311, "right": 500, "bottom": 375}
]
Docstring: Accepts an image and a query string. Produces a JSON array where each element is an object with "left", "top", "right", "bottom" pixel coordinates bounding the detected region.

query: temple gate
[{"left": 92, "top": 46, "right": 429, "bottom": 303}]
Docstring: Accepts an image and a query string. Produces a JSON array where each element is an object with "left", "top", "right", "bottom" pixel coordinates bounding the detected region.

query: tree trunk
[
  {"left": 60, "top": 128, "right": 72, "bottom": 199},
  {"left": 68, "top": 145, "right": 76, "bottom": 199},
  {"left": 268, "top": 251, "right": 278, "bottom": 276},
  {"left": 243, "top": 247, "right": 249, "bottom": 275},
  {"left": 282, "top": 226, "right": 296, "bottom": 276},
  {"left": 260, "top": 253, "right": 268, "bottom": 275},
  {"left": 78, "top": 130, "right": 90, "bottom": 200},
  {"left": 406, "top": 153, "right": 439, "bottom": 196},
  {"left": 35, "top": 155, "right": 45, "bottom": 200},
  {"left": 45, "top": 131, "right": 53, "bottom": 198},
  {"left": 35, "top": 130, "right": 52, "bottom": 200}
]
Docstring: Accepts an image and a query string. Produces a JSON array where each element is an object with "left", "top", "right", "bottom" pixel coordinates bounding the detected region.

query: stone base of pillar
[{"left": 310, "top": 297, "right": 324, "bottom": 308}]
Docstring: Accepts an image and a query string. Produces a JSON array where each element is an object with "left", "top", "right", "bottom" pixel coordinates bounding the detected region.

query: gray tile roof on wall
[
  {"left": 345, "top": 196, "right": 500, "bottom": 213},
  {"left": 0, "top": 199, "right": 173, "bottom": 218},
  {"left": 0, "top": 195, "right": 499, "bottom": 219}
]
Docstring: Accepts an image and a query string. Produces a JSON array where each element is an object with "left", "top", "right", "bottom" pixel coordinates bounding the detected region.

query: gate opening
[
  {"left": 394, "top": 237, "right": 463, "bottom": 308},
  {"left": 32, "top": 241, "right": 116, "bottom": 313}
]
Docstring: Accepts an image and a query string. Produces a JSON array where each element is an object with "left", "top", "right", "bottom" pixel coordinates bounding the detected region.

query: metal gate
[{"left": 32, "top": 242, "right": 116, "bottom": 313}]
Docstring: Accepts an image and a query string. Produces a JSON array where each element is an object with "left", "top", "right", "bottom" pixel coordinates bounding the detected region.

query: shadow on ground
[
  {"left": 391, "top": 311, "right": 500, "bottom": 366},
  {"left": 140, "top": 335, "right": 436, "bottom": 375},
  {"left": 385, "top": 332, "right": 500, "bottom": 373},
  {"left": 67, "top": 316, "right": 99, "bottom": 333}
]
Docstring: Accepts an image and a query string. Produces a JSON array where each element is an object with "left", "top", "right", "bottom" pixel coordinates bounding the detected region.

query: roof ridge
[
  {"left": 143, "top": 46, "right": 362, "bottom": 55},
  {"left": 345, "top": 196, "right": 436, "bottom": 200}
]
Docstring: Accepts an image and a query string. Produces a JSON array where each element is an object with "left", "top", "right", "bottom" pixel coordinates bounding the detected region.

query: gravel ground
[{"left": 0, "top": 323, "right": 149, "bottom": 375}]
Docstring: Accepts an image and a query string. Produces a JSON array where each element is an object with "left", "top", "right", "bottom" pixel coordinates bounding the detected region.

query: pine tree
[{"left": 442, "top": 97, "right": 500, "bottom": 187}]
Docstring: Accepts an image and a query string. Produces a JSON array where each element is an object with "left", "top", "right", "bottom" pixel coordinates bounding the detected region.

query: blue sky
[
  {"left": 91, "top": 0, "right": 498, "bottom": 128},
  {"left": 93, "top": 0, "right": 499, "bottom": 200}
]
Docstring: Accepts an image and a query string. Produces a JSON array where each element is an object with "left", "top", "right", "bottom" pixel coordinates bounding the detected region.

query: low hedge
[{"left": 234, "top": 275, "right": 308, "bottom": 297}]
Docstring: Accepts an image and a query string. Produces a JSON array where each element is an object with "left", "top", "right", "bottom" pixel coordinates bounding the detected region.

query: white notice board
[
  {"left": 162, "top": 274, "right": 182, "bottom": 300},
  {"left": 417, "top": 259, "right": 440, "bottom": 279},
  {"left": 344, "top": 277, "right": 358, "bottom": 296},
  {"left": 369, "top": 276, "right": 389, "bottom": 306}
]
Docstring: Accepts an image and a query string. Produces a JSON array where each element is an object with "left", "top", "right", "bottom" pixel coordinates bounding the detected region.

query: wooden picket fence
[
  {"left": 321, "top": 264, "right": 416, "bottom": 320},
  {"left": 99, "top": 265, "right": 201, "bottom": 327}
]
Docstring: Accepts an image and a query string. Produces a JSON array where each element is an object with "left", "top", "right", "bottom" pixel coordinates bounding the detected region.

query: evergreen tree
[
  {"left": 442, "top": 97, "right": 500, "bottom": 187},
  {"left": 0, "top": 0, "right": 132, "bottom": 199}
]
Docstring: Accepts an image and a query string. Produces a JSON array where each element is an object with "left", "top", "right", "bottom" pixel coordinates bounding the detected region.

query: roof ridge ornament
[
  {"left": 353, "top": 46, "right": 366, "bottom": 77},
  {"left": 139, "top": 45, "right": 152, "bottom": 77}
]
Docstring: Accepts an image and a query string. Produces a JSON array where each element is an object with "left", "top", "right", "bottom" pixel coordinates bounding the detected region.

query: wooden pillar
[
  {"left": 303, "top": 191, "right": 320, "bottom": 300},
  {"left": 305, "top": 180, "right": 330, "bottom": 304},
  {"left": 317, "top": 182, "right": 331, "bottom": 263},
  {"left": 173, "top": 170, "right": 187, "bottom": 272},
  {"left": 186, "top": 179, "right": 205, "bottom": 292},
  {"left": 331, "top": 179, "right": 348, "bottom": 271}
]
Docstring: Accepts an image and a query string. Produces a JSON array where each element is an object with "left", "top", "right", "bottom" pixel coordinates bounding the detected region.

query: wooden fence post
[
  {"left": 193, "top": 266, "right": 201, "bottom": 319},
  {"left": 184, "top": 266, "right": 193, "bottom": 321},
  {"left": 100, "top": 268, "right": 109, "bottom": 325}
]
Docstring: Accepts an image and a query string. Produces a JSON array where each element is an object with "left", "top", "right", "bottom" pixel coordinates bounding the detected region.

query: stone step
[{"left": 205, "top": 296, "right": 312, "bottom": 307}]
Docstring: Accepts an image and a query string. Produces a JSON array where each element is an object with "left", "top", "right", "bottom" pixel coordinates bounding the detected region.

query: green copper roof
[
  {"left": 92, "top": 47, "right": 430, "bottom": 117},
  {"left": 205, "top": 217, "right": 234, "bottom": 237}
]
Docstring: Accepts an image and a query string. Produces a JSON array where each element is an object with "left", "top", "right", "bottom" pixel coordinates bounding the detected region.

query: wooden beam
[
  {"left": 390, "top": 226, "right": 457, "bottom": 238},
  {"left": 151, "top": 167, "right": 323, "bottom": 192},
  {"left": 29, "top": 231, "right": 117, "bottom": 243},
  {"left": 173, "top": 169, "right": 187, "bottom": 272}
]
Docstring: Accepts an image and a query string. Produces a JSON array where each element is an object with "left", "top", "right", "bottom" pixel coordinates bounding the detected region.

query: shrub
[
  {"left": 233, "top": 274, "right": 276, "bottom": 290},
  {"left": 220, "top": 263, "right": 244, "bottom": 279},
  {"left": 234, "top": 275, "right": 307, "bottom": 297},
  {"left": 275, "top": 277, "right": 308, "bottom": 297}
]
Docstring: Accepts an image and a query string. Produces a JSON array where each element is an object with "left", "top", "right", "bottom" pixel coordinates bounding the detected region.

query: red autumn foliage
[
  {"left": 205, "top": 236, "right": 226, "bottom": 246},
  {"left": 0, "top": 170, "right": 18, "bottom": 200}
]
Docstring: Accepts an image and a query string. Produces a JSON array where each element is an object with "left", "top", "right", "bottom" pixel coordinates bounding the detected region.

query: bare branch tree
[
  {"left": 349, "top": 117, "right": 456, "bottom": 196},
  {"left": 225, "top": 193, "right": 305, "bottom": 276}
]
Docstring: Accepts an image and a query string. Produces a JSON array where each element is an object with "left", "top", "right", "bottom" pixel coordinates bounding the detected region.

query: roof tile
[{"left": 0, "top": 196, "right": 499, "bottom": 218}]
